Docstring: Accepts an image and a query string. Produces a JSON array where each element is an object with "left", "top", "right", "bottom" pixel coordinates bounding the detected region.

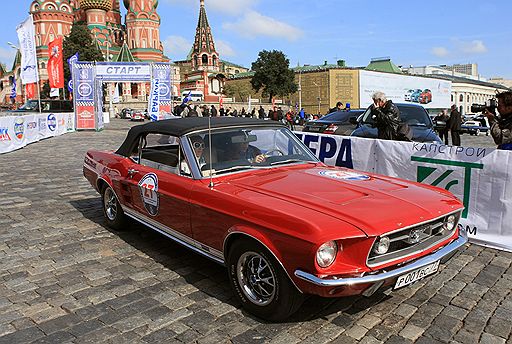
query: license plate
[
  {"left": 308, "top": 127, "right": 321, "bottom": 132},
  {"left": 394, "top": 260, "right": 440, "bottom": 289}
]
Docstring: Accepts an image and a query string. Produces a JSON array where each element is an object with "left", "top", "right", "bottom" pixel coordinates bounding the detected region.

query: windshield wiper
[
  {"left": 213, "top": 164, "right": 265, "bottom": 174},
  {"left": 270, "top": 158, "right": 310, "bottom": 166}
]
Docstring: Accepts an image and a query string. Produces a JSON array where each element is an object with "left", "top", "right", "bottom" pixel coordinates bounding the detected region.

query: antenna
[{"left": 208, "top": 115, "right": 214, "bottom": 189}]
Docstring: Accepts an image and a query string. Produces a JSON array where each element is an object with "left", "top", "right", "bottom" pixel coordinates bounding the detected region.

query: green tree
[
  {"left": 223, "top": 82, "right": 252, "bottom": 102},
  {"left": 250, "top": 50, "right": 297, "bottom": 103},
  {"left": 63, "top": 22, "right": 104, "bottom": 98}
]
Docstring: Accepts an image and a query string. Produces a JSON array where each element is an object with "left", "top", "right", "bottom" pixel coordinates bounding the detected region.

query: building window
[
  {"left": 41, "top": 62, "right": 45, "bottom": 69},
  {"left": 467, "top": 95, "right": 470, "bottom": 102},
  {"left": 212, "top": 55, "right": 217, "bottom": 66},
  {"left": 459, "top": 94, "right": 463, "bottom": 102},
  {"left": 451, "top": 94, "right": 453, "bottom": 102},
  {"left": 194, "top": 56, "right": 198, "bottom": 67},
  {"left": 202, "top": 54, "right": 208, "bottom": 65}
]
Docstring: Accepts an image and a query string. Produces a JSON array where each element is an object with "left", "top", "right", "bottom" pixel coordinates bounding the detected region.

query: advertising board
[{"left": 359, "top": 70, "right": 451, "bottom": 109}]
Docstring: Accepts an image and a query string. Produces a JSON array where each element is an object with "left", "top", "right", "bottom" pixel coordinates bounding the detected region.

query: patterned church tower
[
  {"left": 124, "top": 0, "right": 166, "bottom": 62},
  {"left": 191, "top": 0, "right": 219, "bottom": 72},
  {"left": 76, "top": 0, "right": 123, "bottom": 59},
  {"left": 30, "top": 0, "right": 75, "bottom": 81}
]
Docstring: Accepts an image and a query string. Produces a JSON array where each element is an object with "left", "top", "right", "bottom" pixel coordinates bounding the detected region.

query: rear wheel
[
  {"left": 227, "top": 239, "right": 303, "bottom": 321},
  {"left": 102, "top": 185, "right": 127, "bottom": 230},
  {"left": 476, "top": 129, "right": 481, "bottom": 136}
]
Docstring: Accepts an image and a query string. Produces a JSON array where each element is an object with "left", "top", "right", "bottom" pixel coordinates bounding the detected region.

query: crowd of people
[
  {"left": 171, "top": 89, "right": 512, "bottom": 151},
  {"left": 171, "top": 101, "right": 309, "bottom": 129}
]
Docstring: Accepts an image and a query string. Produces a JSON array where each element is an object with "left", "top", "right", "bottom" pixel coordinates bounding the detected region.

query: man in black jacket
[
  {"left": 447, "top": 105, "right": 462, "bottom": 146},
  {"left": 486, "top": 91, "right": 512, "bottom": 150},
  {"left": 370, "top": 92, "right": 401, "bottom": 140}
]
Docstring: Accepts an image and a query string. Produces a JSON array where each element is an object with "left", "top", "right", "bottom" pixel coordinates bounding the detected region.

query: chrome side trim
[
  {"left": 122, "top": 206, "right": 225, "bottom": 265},
  {"left": 223, "top": 231, "right": 304, "bottom": 294},
  {"left": 294, "top": 230, "right": 467, "bottom": 287}
]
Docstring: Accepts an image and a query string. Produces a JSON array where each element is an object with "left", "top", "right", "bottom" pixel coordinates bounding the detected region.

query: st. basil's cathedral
[{"left": 2, "top": 0, "right": 247, "bottom": 104}]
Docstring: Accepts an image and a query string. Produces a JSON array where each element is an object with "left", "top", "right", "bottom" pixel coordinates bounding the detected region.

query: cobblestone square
[{"left": 0, "top": 119, "right": 510, "bottom": 343}]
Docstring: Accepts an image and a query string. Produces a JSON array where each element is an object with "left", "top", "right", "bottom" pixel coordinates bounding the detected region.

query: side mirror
[{"left": 349, "top": 116, "right": 358, "bottom": 125}]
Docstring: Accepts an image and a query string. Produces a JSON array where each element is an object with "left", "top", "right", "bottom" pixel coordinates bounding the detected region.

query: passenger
[{"left": 180, "top": 135, "right": 206, "bottom": 175}]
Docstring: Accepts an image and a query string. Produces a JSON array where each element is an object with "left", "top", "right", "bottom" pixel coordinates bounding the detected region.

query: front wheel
[
  {"left": 227, "top": 239, "right": 303, "bottom": 321},
  {"left": 102, "top": 185, "right": 127, "bottom": 230}
]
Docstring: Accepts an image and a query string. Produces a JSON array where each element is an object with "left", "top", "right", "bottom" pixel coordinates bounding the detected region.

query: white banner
[
  {"left": 112, "top": 83, "right": 120, "bottom": 104},
  {"left": 296, "top": 132, "right": 512, "bottom": 252},
  {"left": 16, "top": 15, "right": 39, "bottom": 85},
  {"left": 0, "top": 113, "right": 75, "bottom": 154},
  {"left": 359, "top": 70, "right": 451, "bottom": 109},
  {"left": 148, "top": 78, "right": 160, "bottom": 121}
]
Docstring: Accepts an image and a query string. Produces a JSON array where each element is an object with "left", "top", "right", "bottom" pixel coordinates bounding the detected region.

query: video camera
[{"left": 471, "top": 98, "right": 497, "bottom": 113}]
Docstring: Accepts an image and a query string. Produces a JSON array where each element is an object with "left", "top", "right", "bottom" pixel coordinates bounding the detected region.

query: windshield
[
  {"left": 188, "top": 126, "right": 319, "bottom": 177},
  {"left": 361, "top": 105, "right": 433, "bottom": 127},
  {"left": 18, "top": 100, "right": 39, "bottom": 111}
]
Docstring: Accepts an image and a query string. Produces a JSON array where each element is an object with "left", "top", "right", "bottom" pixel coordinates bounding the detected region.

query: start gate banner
[
  {"left": 72, "top": 62, "right": 96, "bottom": 130},
  {"left": 296, "top": 132, "right": 512, "bottom": 252}
]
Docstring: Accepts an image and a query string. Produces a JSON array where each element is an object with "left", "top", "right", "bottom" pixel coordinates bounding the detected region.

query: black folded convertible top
[{"left": 116, "top": 117, "right": 284, "bottom": 156}]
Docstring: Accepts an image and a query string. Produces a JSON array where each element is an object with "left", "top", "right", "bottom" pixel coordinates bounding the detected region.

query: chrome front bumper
[{"left": 294, "top": 231, "right": 468, "bottom": 288}]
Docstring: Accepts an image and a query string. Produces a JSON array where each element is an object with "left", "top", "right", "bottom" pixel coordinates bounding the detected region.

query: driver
[{"left": 223, "top": 134, "right": 266, "bottom": 163}]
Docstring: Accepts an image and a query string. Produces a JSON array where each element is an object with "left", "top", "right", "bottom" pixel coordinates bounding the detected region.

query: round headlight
[
  {"left": 316, "top": 241, "right": 338, "bottom": 268},
  {"left": 444, "top": 214, "right": 456, "bottom": 231},
  {"left": 373, "top": 236, "right": 390, "bottom": 255}
]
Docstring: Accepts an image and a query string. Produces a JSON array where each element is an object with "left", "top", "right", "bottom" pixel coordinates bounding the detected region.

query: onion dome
[
  {"left": 123, "top": 0, "right": 129, "bottom": 10},
  {"left": 78, "top": 0, "right": 112, "bottom": 11}
]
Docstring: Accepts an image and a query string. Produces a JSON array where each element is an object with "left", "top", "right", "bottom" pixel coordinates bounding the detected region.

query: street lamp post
[
  {"left": 7, "top": 42, "right": 29, "bottom": 106},
  {"left": 105, "top": 40, "right": 114, "bottom": 119},
  {"left": 313, "top": 81, "right": 321, "bottom": 114},
  {"left": 298, "top": 69, "right": 302, "bottom": 112}
]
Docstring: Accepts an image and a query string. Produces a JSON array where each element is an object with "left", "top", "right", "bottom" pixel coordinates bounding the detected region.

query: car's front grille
[{"left": 367, "top": 214, "right": 458, "bottom": 267}]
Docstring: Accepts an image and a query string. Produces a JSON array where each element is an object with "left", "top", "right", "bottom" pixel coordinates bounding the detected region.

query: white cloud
[
  {"left": 431, "top": 47, "right": 449, "bottom": 57},
  {"left": 222, "top": 11, "right": 303, "bottom": 41},
  {"left": 216, "top": 40, "right": 235, "bottom": 57},
  {"left": 163, "top": 0, "right": 256, "bottom": 15},
  {"left": 460, "top": 40, "right": 487, "bottom": 54},
  {"left": 163, "top": 35, "right": 192, "bottom": 57}
]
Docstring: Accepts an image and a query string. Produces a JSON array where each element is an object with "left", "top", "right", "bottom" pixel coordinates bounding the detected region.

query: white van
[{"left": 182, "top": 90, "right": 204, "bottom": 102}]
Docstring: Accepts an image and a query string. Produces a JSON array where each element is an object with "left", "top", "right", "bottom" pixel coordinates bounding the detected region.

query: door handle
[{"left": 127, "top": 168, "right": 139, "bottom": 178}]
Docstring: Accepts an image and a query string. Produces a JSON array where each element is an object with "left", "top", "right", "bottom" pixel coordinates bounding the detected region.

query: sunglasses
[{"left": 192, "top": 142, "right": 205, "bottom": 149}]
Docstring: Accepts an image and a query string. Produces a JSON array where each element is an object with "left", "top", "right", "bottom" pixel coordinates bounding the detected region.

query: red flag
[
  {"left": 48, "top": 37, "right": 64, "bottom": 88},
  {"left": 25, "top": 83, "right": 35, "bottom": 99},
  {"left": 219, "top": 96, "right": 224, "bottom": 108}
]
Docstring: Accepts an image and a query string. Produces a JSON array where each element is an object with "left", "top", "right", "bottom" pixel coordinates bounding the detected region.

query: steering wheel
[{"left": 263, "top": 149, "right": 285, "bottom": 158}]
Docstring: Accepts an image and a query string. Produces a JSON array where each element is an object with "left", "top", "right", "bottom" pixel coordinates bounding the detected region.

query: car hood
[{"left": 223, "top": 164, "right": 461, "bottom": 237}]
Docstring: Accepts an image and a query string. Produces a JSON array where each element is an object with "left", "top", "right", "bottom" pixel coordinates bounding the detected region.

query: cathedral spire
[{"left": 191, "top": 0, "right": 219, "bottom": 71}]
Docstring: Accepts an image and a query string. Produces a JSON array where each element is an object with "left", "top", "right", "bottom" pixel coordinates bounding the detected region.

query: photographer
[
  {"left": 370, "top": 91, "right": 401, "bottom": 140},
  {"left": 485, "top": 91, "right": 512, "bottom": 150}
]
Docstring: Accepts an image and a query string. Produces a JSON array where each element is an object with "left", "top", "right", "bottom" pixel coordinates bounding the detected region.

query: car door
[{"left": 124, "top": 133, "right": 193, "bottom": 238}]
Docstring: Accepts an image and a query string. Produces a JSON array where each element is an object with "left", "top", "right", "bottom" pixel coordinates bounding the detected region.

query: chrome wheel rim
[
  {"left": 236, "top": 252, "right": 276, "bottom": 306},
  {"left": 104, "top": 188, "right": 117, "bottom": 221}
]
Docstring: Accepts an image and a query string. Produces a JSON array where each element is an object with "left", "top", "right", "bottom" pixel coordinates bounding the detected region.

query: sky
[{"left": 2, "top": 0, "right": 511, "bottom": 79}]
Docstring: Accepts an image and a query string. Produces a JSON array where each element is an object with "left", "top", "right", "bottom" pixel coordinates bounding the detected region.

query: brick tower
[
  {"left": 190, "top": 0, "right": 219, "bottom": 73},
  {"left": 124, "top": 0, "right": 166, "bottom": 62},
  {"left": 30, "top": 0, "right": 75, "bottom": 81}
]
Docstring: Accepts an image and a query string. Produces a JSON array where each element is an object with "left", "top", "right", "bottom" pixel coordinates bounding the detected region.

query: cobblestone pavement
[{"left": 1, "top": 118, "right": 511, "bottom": 344}]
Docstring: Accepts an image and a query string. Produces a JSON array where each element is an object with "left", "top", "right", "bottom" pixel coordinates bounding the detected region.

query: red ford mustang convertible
[{"left": 83, "top": 117, "right": 467, "bottom": 321}]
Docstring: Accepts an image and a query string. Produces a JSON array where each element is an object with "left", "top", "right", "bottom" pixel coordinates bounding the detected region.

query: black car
[
  {"left": 10, "top": 99, "right": 73, "bottom": 113},
  {"left": 302, "top": 110, "right": 365, "bottom": 135},
  {"left": 120, "top": 108, "right": 133, "bottom": 119},
  {"left": 351, "top": 103, "right": 442, "bottom": 143}
]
